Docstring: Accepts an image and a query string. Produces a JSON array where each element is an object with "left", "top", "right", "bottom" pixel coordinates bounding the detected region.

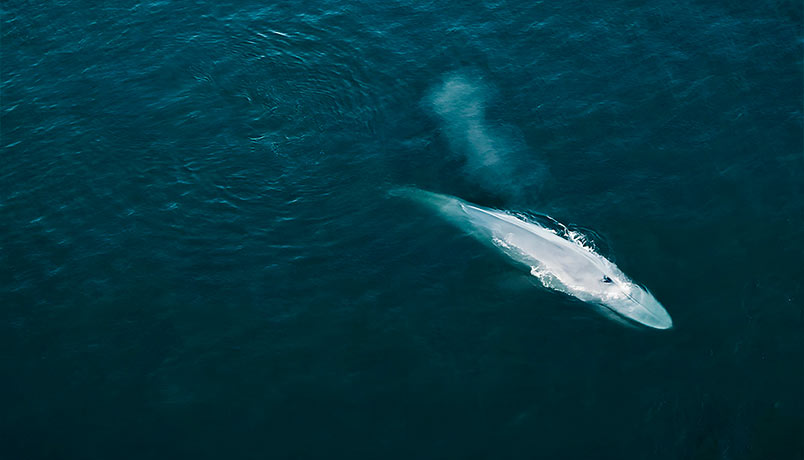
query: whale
[{"left": 394, "top": 188, "right": 673, "bottom": 330}]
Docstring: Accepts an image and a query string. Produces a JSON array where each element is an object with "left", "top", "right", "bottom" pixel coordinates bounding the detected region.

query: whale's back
[{"left": 393, "top": 187, "right": 673, "bottom": 329}]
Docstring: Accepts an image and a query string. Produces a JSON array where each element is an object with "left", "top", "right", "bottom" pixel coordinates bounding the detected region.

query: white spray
[{"left": 427, "top": 73, "right": 544, "bottom": 200}]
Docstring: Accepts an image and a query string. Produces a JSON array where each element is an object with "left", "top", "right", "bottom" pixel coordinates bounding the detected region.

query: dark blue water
[{"left": 2, "top": 1, "right": 802, "bottom": 458}]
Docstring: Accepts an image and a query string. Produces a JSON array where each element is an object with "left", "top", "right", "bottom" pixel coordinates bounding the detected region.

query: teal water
[{"left": 2, "top": 1, "right": 802, "bottom": 458}]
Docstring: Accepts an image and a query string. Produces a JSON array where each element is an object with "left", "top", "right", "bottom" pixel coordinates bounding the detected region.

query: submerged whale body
[{"left": 395, "top": 188, "right": 673, "bottom": 330}]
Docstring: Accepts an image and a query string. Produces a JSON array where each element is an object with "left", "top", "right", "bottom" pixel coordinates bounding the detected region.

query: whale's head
[
  {"left": 529, "top": 263, "right": 673, "bottom": 330},
  {"left": 596, "top": 277, "right": 673, "bottom": 330}
]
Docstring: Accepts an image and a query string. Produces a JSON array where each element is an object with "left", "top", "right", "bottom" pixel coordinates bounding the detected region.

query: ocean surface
[{"left": 2, "top": 0, "right": 802, "bottom": 458}]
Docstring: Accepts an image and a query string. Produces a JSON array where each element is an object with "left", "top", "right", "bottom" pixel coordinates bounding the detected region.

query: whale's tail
[
  {"left": 390, "top": 187, "right": 470, "bottom": 223},
  {"left": 390, "top": 186, "right": 457, "bottom": 207}
]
